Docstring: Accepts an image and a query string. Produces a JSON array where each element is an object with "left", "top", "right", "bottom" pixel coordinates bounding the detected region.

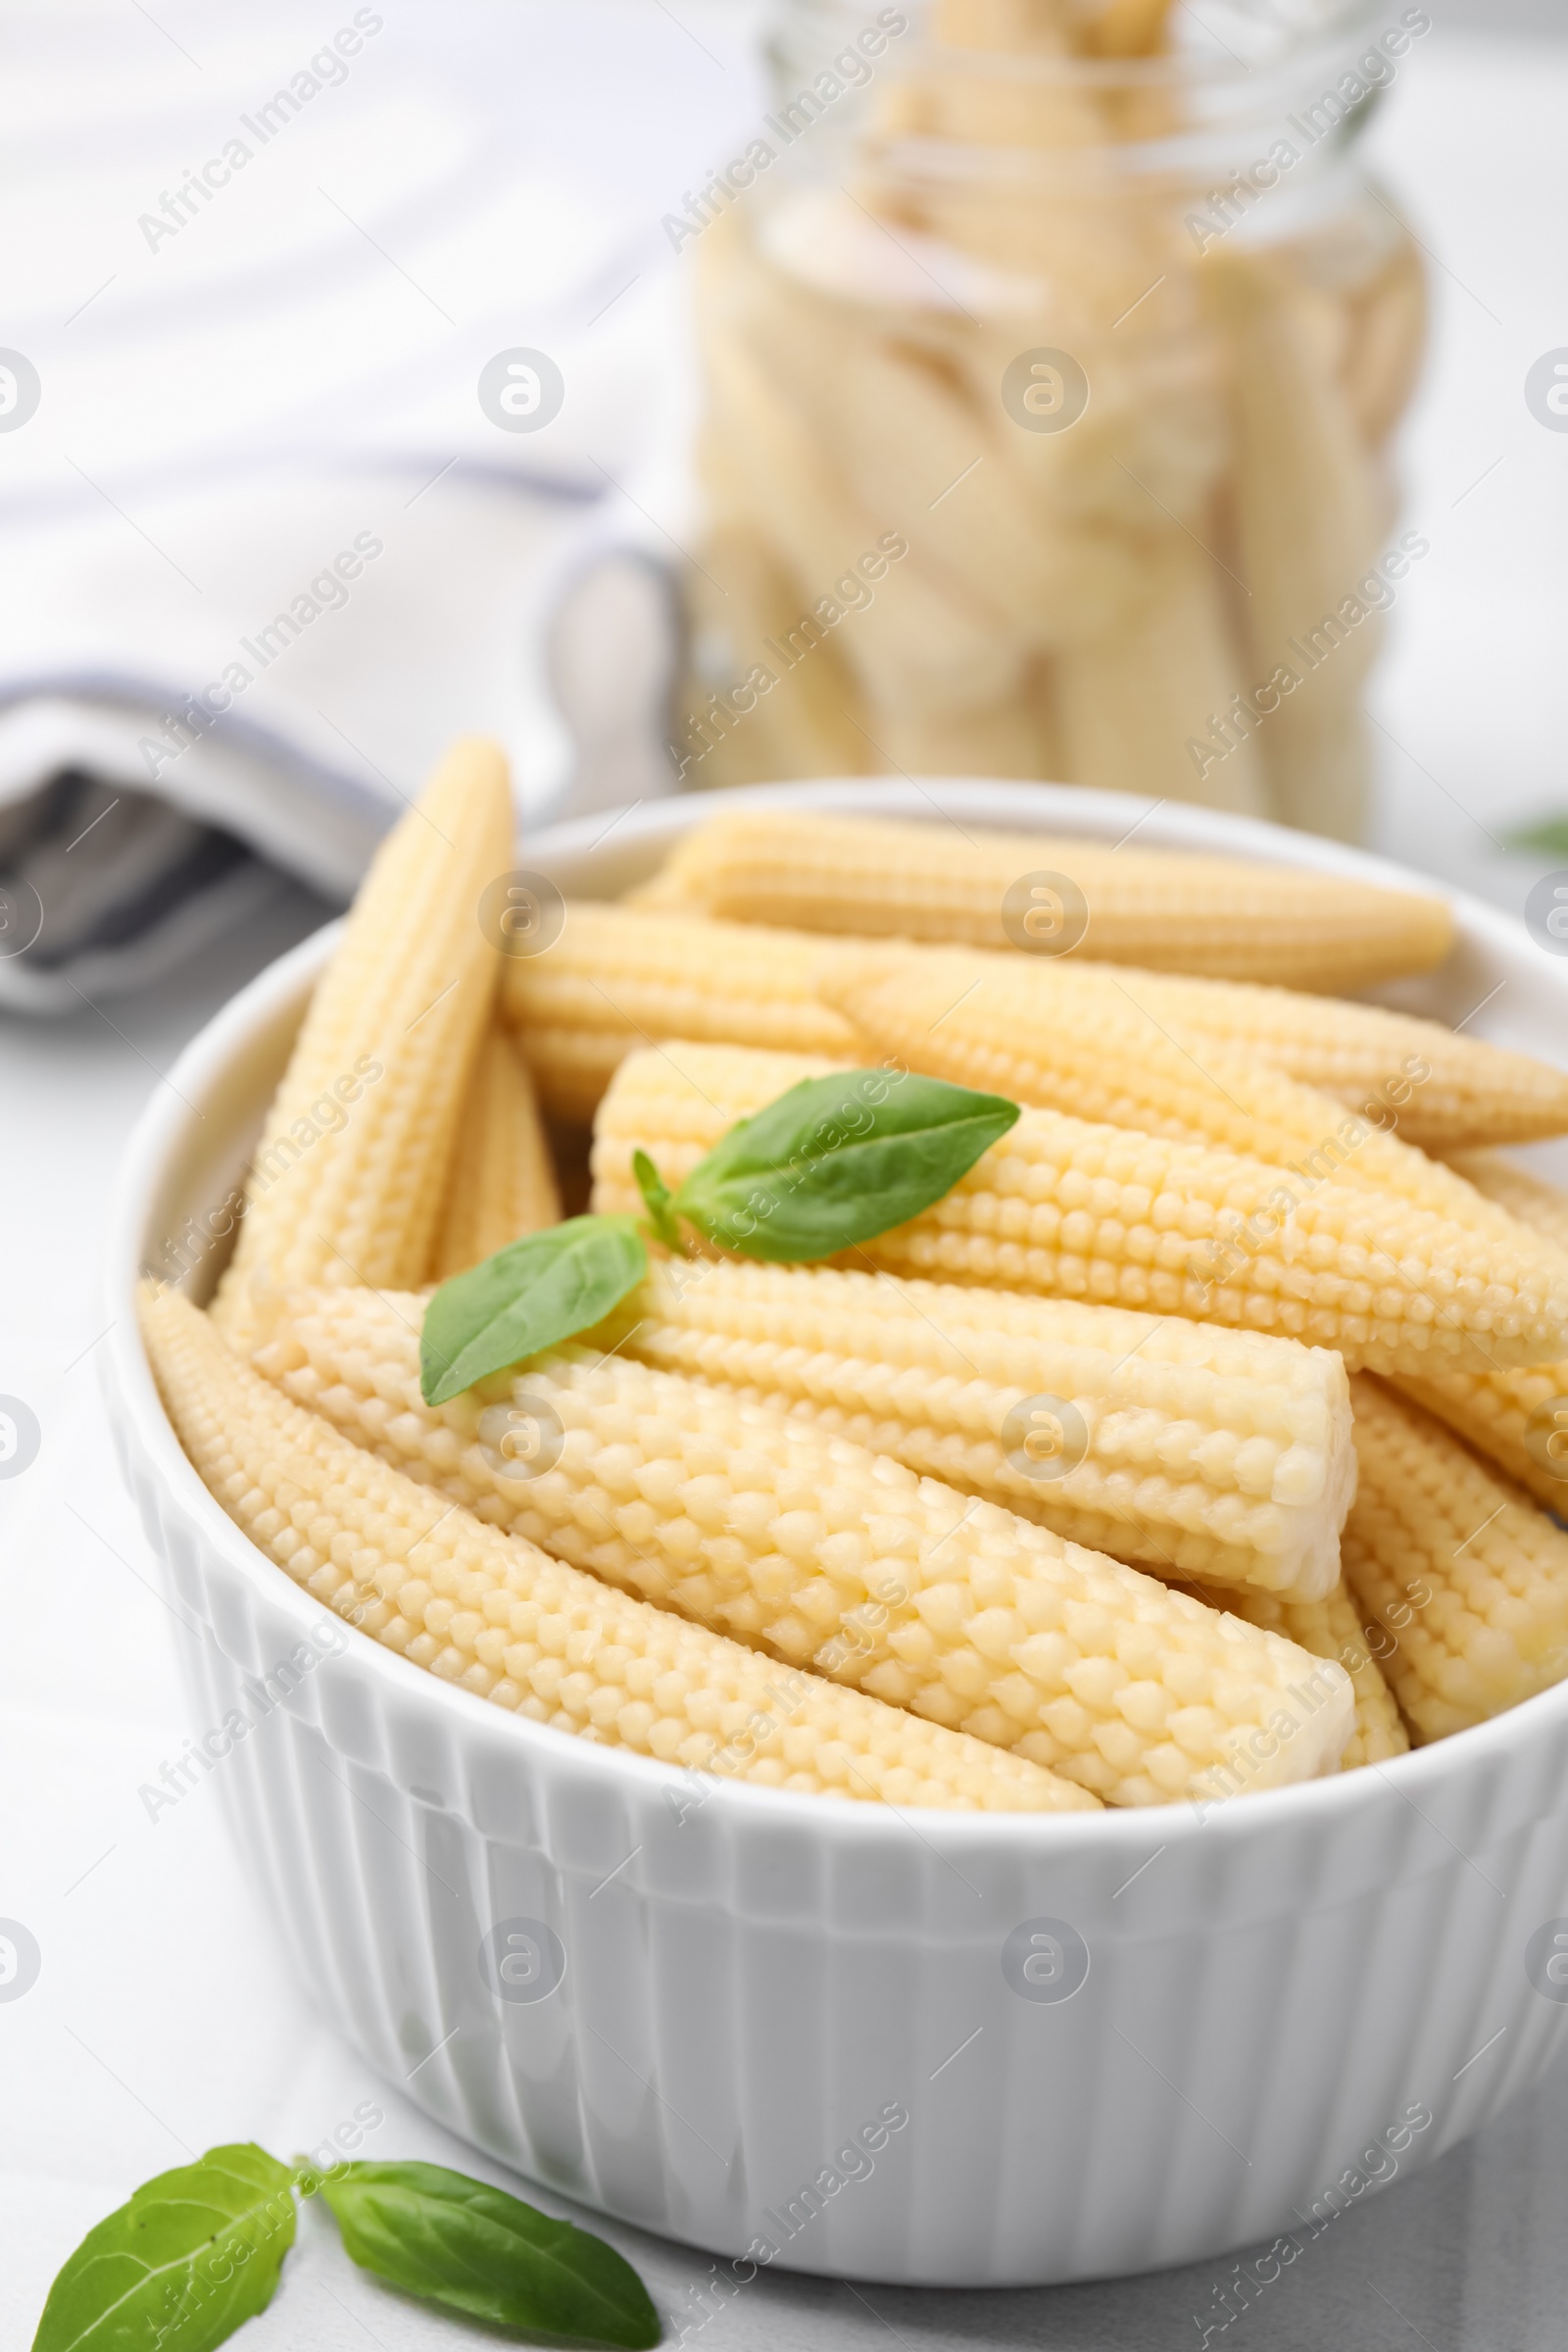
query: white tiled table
[{"left": 6, "top": 24, "right": 1568, "bottom": 2352}]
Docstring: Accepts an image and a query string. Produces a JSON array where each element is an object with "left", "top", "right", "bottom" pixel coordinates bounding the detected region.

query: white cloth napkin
[{"left": 0, "top": 0, "right": 744, "bottom": 1009}]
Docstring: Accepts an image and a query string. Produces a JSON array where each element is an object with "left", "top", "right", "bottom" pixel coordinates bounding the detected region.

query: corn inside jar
[{"left": 674, "top": 0, "right": 1428, "bottom": 841}]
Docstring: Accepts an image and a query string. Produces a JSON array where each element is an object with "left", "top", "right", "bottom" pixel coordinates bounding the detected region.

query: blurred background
[
  {"left": 0, "top": 0, "right": 1563, "bottom": 1023},
  {"left": 4, "top": 4, "right": 1568, "bottom": 2344}
]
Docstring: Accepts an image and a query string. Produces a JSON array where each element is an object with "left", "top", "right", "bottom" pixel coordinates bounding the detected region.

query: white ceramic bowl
[{"left": 104, "top": 780, "right": 1568, "bottom": 2288}]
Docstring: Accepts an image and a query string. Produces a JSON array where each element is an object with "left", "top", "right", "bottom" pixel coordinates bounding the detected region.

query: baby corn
[
  {"left": 509, "top": 902, "right": 1564, "bottom": 1151},
  {"left": 1053, "top": 533, "right": 1270, "bottom": 817},
  {"left": 499, "top": 903, "right": 865, "bottom": 1121},
  {"left": 249, "top": 1286, "right": 1353, "bottom": 1806},
  {"left": 1342, "top": 1377, "right": 1568, "bottom": 1742},
  {"left": 1212, "top": 253, "right": 1391, "bottom": 846},
  {"left": 828, "top": 953, "right": 1547, "bottom": 1243},
  {"left": 702, "top": 312, "right": 1024, "bottom": 724},
  {"left": 590, "top": 1044, "right": 1568, "bottom": 1374},
  {"left": 722, "top": 253, "right": 1148, "bottom": 654},
  {"left": 1342, "top": 237, "right": 1428, "bottom": 450},
  {"left": 642, "top": 807, "right": 1455, "bottom": 990},
  {"left": 1201, "top": 1581, "right": 1408, "bottom": 1766},
  {"left": 430, "top": 1025, "right": 561, "bottom": 1279},
  {"left": 214, "top": 740, "right": 512, "bottom": 1331},
  {"left": 680, "top": 513, "right": 874, "bottom": 788},
  {"left": 1069, "top": 972, "right": 1568, "bottom": 1152},
  {"left": 1393, "top": 1357, "right": 1568, "bottom": 1518},
  {"left": 1395, "top": 1159, "right": 1568, "bottom": 1506},
  {"left": 1444, "top": 1152, "right": 1568, "bottom": 1251},
  {"left": 145, "top": 1288, "right": 1081, "bottom": 1813},
  {"left": 598, "top": 1258, "right": 1354, "bottom": 1600},
  {"left": 505, "top": 1030, "right": 647, "bottom": 1130}
]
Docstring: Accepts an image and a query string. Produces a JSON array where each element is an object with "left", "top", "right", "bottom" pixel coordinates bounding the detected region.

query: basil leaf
[
  {"left": 32, "top": 2143, "right": 296, "bottom": 2352},
  {"left": 673, "top": 1069, "right": 1018, "bottom": 1263},
  {"left": 1507, "top": 816, "right": 1568, "bottom": 860},
  {"left": 421, "top": 1215, "right": 647, "bottom": 1405},
  {"left": 318, "top": 2161, "right": 660, "bottom": 2347},
  {"left": 632, "top": 1151, "right": 680, "bottom": 1250}
]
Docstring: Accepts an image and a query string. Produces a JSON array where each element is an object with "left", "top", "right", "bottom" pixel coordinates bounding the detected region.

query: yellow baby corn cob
[
  {"left": 928, "top": 0, "right": 1163, "bottom": 59},
  {"left": 1342, "top": 1377, "right": 1568, "bottom": 1742},
  {"left": 645, "top": 808, "right": 1455, "bottom": 989},
  {"left": 960, "top": 286, "right": 1227, "bottom": 535},
  {"left": 877, "top": 66, "right": 1102, "bottom": 152},
  {"left": 1212, "top": 251, "right": 1393, "bottom": 844},
  {"left": 882, "top": 134, "right": 1167, "bottom": 313},
  {"left": 701, "top": 304, "right": 1025, "bottom": 724},
  {"left": 724, "top": 256, "right": 1148, "bottom": 655},
  {"left": 430, "top": 1025, "right": 561, "bottom": 1280},
  {"left": 506, "top": 1030, "right": 648, "bottom": 1130},
  {"left": 1054, "top": 532, "right": 1269, "bottom": 817},
  {"left": 1393, "top": 1357, "right": 1568, "bottom": 1518},
  {"left": 590, "top": 1043, "right": 1568, "bottom": 1374},
  {"left": 862, "top": 685, "right": 1058, "bottom": 785},
  {"left": 934, "top": 956, "right": 1568, "bottom": 1152},
  {"left": 503, "top": 902, "right": 1567, "bottom": 1152},
  {"left": 879, "top": 0, "right": 1106, "bottom": 151},
  {"left": 828, "top": 953, "right": 1545, "bottom": 1244},
  {"left": 596, "top": 1257, "right": 1354, "bottom": 1600},
  {"left": 1396, "top": 1154, "right": 1568, "bottom": 1510},
  {"left": 1201, "top": 1581, "right": 1408, "bottom": 1767},
  {"left": 1341, "top": 237, "right": 1428, "bottom": 450},
  {"left": 679, "top": 512, "right": 874, "bottom": 788},
  {"left": 1444, "top": 1152, "right": 1568, "bottom": 1250},
  {"left": 932, "top": 0, "right": 1079, "bottom": 50},
  {"left": 145, "top": 1289, "right": 1081, "bottom": 1814},
  {"left": 1073, "top": 974, "right": 1568, "bottom": 1152},
  {"left": 1087, "top": 0, "right": 1174, "bottom": 53},
  {"left": 249, "top": 1286, "right": 1353, "bottom": 1806},
  {"left": 589, "top": 1044, "right": 827, "bottom": 1188},
  {"left": 498, "top": 904, "right": 866, "bottom": 1122},
  {"left": 214, "top": 739, "right": 512, "bottom": 1334}
]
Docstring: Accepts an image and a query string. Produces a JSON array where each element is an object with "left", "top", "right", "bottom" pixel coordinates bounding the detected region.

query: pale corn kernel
[{"left": 251, "top": 1284, "right": 1354, "bottom": 1806}]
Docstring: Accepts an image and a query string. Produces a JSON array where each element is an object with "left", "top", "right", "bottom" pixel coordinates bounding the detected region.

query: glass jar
[{"left": 675, "top": 0, "right": 1428, "bottom": 842}]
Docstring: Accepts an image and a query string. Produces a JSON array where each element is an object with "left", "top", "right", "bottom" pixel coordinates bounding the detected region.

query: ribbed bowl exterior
[{"left": 105, "top": 780, "right": 1568, "bottom": 2286}]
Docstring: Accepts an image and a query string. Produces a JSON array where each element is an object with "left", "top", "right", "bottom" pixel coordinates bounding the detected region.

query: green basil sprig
[
  {"left": 31, "top": 2143, "right": 297, "bottom": 2352},
  {"left": 318, "top": 2161, "right": 659, "bottom": 2346},
  {"left": 32, "top": 2146, "right": 660, "bottom": 2352},
  {"left": 421, "top": 1214, "right": 648, "bottom": 1407},
  {"left": 417, "top": 1068, "right": 1019, "bottom": 1402},
  {"left": 1505, "top": 816, "right": 1568, "bottom": 859},
  {"left": 639, "top": 1069, "right": 1018, "bottom": 1264}
]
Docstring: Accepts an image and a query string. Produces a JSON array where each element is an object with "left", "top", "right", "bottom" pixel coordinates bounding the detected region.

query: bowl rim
[{"left": 104, "top": 775, "right": 1568, "bottom": 1859}]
